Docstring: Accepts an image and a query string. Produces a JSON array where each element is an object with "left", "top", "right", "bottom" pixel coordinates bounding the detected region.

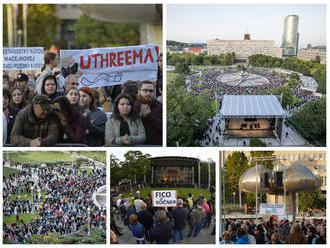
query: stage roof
[{"left": 220, "top": 95, "right": 285, "bottom": 118}]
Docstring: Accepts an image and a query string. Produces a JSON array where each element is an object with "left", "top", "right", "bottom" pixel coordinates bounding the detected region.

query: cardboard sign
[
  {"left": 3, "top": 47, "right": 44, "bottom": 70},
  {"left": 60, "top": 44, "right": 159, "bottom": 88},
  {"left": 152, "top": 190, "right": 177, "bottom": 207},
  {"left": 259, "top": 203, "right": 286, "bottom": 216}
]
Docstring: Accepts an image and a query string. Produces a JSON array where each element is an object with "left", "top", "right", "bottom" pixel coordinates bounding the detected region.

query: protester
[
  {"left": 10, "top": 95, "right": 59, "bottom": 146},
  {"left": 188, "top": 200, "right": 206, "bottom": 238},
  {"left": 151, "top": 210, "right": 174, "bottom": 244},
  {"left": 16, "top": 73, "right": 34, "bottom": 104},
  {"left": 136, "top": 81, "right": 162, "bottom": 145},
  {"left": 65, "top": 87, "right": 80, "bottom": 106},
  {"left": 40, "top": 74, "right": 62, "bottom": 101},
  {"left": 105, "top": 93, "right": 146, "bottom": 146},
  {"left": 52, "top": 96, "right": 86, "bottom": 144},
  {"left": 79, "top": 87, "right": 107, "bottom": 146},
  {"left": 128, "top": 214, "right": 146, "bottom": 244},
  {"left": 172, "top": 198, "right": 189, "bottom": 243},
  {"left": 35, "top": 52, "right": 59, "bottom": 94}
]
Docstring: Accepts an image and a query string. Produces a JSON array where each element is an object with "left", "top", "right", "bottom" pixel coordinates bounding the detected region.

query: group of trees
[
  {"left": 249, "top": 54, "right": 326, "bottom": 94},
  {"left": 167, "top": 73, "right": 217, "bottom": 146},
  {"left": 110, "top": 151, "right": 151, "bottom": 187},
  {"left": 168, "top": 52, "right": 236, "bottom": 75},
  {"left": 3, "top": 4, "right": 140, "bottom": 49},
  {"left": 223, "top": 151, "right": 326, "bottom": 211},
  {"left": 288, "top": 97, "right": 326, "bottom": 146}
]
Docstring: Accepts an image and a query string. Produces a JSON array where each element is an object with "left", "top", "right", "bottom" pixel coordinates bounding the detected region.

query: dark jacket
[
  {"left": 136, "top": 99, "right": 162, "bottom": 145},
  {"left": 59, "top": 111, "right": 87, "bottom": 144},
  {"left": 10, "top": 104, "right": 59, "bottom": 146},
  {"left": 137, "top": 210, "right": 154, "bottom": 230},
  {"left": 85, "top": 107, "right": 107, "bottom": 146},
  {"left": 150, "top": 221, "right": 173, "bottom": 244},
  {"left": 172, "top": 207, "right": 189, "bottom": 230}
]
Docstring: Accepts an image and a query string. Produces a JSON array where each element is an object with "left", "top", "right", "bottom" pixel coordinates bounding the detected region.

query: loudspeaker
[
  {"left": 274, "top": 171, "right": 283, "bottom": 187},
  {"left": 260, "top": 172, "right": 269, "bottom": 188}
]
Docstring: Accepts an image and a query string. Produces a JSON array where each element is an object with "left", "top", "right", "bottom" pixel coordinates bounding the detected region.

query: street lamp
[{"left": 233, "top": 192, "right": 236, "bottom": 205}]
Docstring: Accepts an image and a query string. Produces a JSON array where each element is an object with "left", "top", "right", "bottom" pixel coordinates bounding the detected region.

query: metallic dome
[
  {"left": 284, "top": 164, "right": 321, "bottom": 192},
  {"left": 239, "top": 164, "right": 321, "bottom": 194},
  {"left": 239, "top": 165, "right": 272, "bottom": 193}
]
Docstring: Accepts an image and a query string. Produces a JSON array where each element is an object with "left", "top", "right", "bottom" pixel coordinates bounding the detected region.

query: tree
[
  {"left": 74, "top": 15, "right": 140, "bottom": 48},
  {"left": 167, "top": 73, "right": 216, "bottom": 146},
  {"left": 289, "top": 97, "right": 326, "bottom": 146},
  {"left": 120, "top": 151, "right": 151, "bottom": 185},
  {"left": 250, "top": 151, "right": 274, "bottom": 170},
  {"left": 3, "top": 4, "right": 60, "bottom": 48},
  {"left": 298, "top": 190, "right": 326, "bottom": 212},
  {"left": 224, "top": 152, "right": 249, "bottom": 203}
]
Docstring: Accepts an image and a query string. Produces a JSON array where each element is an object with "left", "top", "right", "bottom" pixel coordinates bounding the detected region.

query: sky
[
  {"left": 110, "top": 147, "right": 219, "bottom": 163},
  {"left": 167, "top": 4, "right": 326, "bottom": 48}
]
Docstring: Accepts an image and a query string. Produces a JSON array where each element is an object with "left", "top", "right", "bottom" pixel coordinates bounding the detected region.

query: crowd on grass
[
  {"left": 221, "top": 217, "right": 326, "bottom": 244},
  {"left": 3, "top": 51, "right": 163, "bottom": 147},
  {"left": 3, "top": 162, "right": 106, "bottom": 243},
  {"left": 110, "top": 191, "right": 215, "bottom": 244},
  {"left": 185, "top": 67, "right": 320, "bottom": 108}
]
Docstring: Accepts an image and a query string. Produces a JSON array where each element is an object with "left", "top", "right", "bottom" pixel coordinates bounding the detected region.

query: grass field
[
  {"left": 75, "top": 151, "right": 106, "bottom": 164},
  {"left": 122, "top": 187, "right": 211, "bottom": 200},
  {"left": 4, "top": 151, "right": 73, "bottom": 164},
  {"left": 8, "top": 191, "right": 46, "bottom": 202},
  {"left": 3, "top": 167, "right": 22, "bottom": 178},
  {"left": 4, "top": 213, "right": 40, "bottom": 225}
]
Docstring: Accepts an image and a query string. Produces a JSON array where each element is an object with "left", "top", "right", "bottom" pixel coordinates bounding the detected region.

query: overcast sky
[{"left": 167, "top": 4, "right": 326, "bottom": 48}]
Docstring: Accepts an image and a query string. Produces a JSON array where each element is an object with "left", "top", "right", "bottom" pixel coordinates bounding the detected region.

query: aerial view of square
[{"left": 167, "top": 4, "right": 326, "bottom": 147}]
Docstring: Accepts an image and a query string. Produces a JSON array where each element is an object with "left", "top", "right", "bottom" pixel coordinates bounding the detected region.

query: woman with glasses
[
  {"left": 105, "top": 93, "right": 145, "bottom": 146},
  {"left": 52, "top": 96, "right": 86, "bottom": 144}
]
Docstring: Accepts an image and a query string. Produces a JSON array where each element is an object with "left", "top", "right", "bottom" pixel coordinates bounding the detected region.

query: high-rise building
[{"left": 282, "top": 15, "right": 299, "bottom": 57}]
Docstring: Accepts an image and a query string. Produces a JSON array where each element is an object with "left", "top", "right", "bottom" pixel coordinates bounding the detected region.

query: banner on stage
[
  {"left": 60, "top": 44, "right": 159, "bottom": 88},
  {"left": 152, "top": 190, "right": 177, "bottom": 207},
  {"left": 259, "top": 203, "right": 286, "bottom": 216},
  {"left": 3, "top": 47, "right": 44, "bottom": 70}
]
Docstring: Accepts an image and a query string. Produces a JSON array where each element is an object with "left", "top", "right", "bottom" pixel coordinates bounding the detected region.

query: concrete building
[
  {"left": 282, "top": 15, "right": 299, "bottom": 57},
  {"left": 207, "top": 34, "right": 282, "bottom": 61},
  {"left": 297, "top": 46, "right": 326, "bottom": 64}
]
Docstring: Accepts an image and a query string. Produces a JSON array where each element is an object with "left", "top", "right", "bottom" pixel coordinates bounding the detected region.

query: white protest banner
[
  {"left": 259, "top": 203, "right": 286, "bottom": 216},
  {"left": 3, "top": 47, "right": 44, "bottom": 70},
  {"left": 60, "top": 44, "right": 159, "bottom": 88},
  {"left": 152, "top": 190, "right": 177, "bottom": 207}
]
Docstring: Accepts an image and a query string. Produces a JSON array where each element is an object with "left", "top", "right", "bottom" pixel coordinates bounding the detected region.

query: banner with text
[
  {"left": 152, "top": 190, "right": 177, "bottom": 207},
  {"left": 3, "top": 47, "right": 44, "bottom": 70},
  {"left": 259, "top": 203, "right": 286, "bottom": 216},
  {"left": 60, "top": 44, "right": 159, "bottom": 88}
]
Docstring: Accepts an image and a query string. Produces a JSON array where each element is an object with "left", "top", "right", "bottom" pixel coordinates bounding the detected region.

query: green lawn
[
  {"left": 3, "top": 167, "right": 22, "bottom": 178},
  {"left": 4, "top": 151, "right": 73, "bottom": 164},
  {"left": 122, "top": 187, "right": 211, "bottom": 200},
  {"left": 75, "top": 151, "right": 106, "bottom": 164},
  {"left": 8, "top": 191, "right": 47, "bottom": 202},
  {"left": 4, "top": 212, "right": 40, "bottom": 225},
  {"left": 77, "top": 167, "right": 93, "bottom": 175}
]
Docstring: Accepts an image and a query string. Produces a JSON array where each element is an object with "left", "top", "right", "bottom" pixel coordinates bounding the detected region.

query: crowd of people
[
  {"left": 110, "top": 191, "right": 215, "bottom": 244},
  {"left": 3, "top": 161, "right": 106, "bottom": 243},
  {"left": 221, "top": 217, "right": 326, "bottom": 244},
  {"left": 3, "top": 51, "right": 163, "bottom": 147},
  {"left": 185, "top": 67, "right": 321, "bottom": 108}
]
